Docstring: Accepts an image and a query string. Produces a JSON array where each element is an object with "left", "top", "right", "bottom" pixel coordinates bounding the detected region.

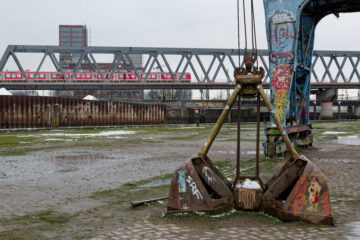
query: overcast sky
[{"left": 1, "top": 0, "right": 360, "bottom": 70}]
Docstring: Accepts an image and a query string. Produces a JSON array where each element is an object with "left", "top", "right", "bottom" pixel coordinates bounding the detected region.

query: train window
[
  {"left": 6, "top": 73, "right": 10, "bottom": 78},
  {"left": 151, "top": 74, "right": 156, "bottom": 78},
  {"left": 126, "top": 74, "right": 130, "bottom": 78},
  {"left": 29, "top": 73, "right": 34, "bottom": 78},
  {"left": 119, "top": 73, "right": 124, "bottom": 78},
  {"left": 40, "top": 74, "right": 44, "bottom": 78},
  {"left": 131, "top": 74, "right": 135, "bottom": 78},
  {"left": 17, "top": 73, "right": 21, "bottom": 78},
  {"left": 86, "top": 74, "right": 90, "bottom": 78}
]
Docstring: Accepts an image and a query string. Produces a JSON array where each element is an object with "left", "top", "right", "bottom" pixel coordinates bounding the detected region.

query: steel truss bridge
[{"left": 1, "top": 45, "right": 360, "bottom": 90}]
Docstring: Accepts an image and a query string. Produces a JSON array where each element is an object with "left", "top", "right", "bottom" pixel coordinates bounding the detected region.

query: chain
[
  {"left": 237, "top": 0, "right": 259, "bottom": 68},
  {"left": 237, "top": 0, "right": 241, "bottom": 66}
]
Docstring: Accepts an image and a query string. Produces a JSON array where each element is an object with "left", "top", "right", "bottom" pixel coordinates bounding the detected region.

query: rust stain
[{"left": 0, "top": 96, "right": 165, "bottom": 128}]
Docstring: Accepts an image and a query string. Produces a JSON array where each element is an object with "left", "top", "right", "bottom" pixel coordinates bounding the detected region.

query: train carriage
[{"left": 0, "top": 71, "right": 191, "bottom": 83}]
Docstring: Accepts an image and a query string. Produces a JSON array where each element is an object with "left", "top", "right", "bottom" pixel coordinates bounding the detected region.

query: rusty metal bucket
[
  {"left": 262, "top": 155, "right": 333, "bottom": 225},
  {"left": 167, "top": 155, "right": 233, "bottom": 213}
]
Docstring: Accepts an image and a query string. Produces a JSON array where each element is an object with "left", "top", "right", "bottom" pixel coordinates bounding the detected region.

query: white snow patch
[
  {"left": 45, "top": 138, "right": 64, "bottom": 141},
  {"left": 83, "top": 95, "right": 97, "bottom": 100},
  {"left": 236, "top": 178, "right": 261, "bottom": 190},
  {"left": 0, "top": 88, "right": 12, "bottom": 95},
  {"left": 109, "top": 136, "right": 125, "bottom": 139},
  {"left": 322, "top": 131, "right": 348, "bottom": 135},
  {"left": 40, "top": 130, "right": 136, "bottom": 138},
  {"left": 211, "top": 209, "right": 237, "bottom": 218}
]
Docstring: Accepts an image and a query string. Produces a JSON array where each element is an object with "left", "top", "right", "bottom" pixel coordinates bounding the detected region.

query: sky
[{"left": 1, "top": 0, "right": 360, "bottom": 72}]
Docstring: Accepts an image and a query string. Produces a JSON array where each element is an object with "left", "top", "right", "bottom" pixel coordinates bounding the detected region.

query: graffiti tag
[
  {"left": 202, "top": 166, "right": 214, "bottom": 184},
  {"left": 186, "top": 176, "right": 204, "bottom": 200},
  {"left": 321, "top": 191, "right": 331, "bottom": 217},
  {"left": 269, "top": 9, "right": 296, "bottom": 64},
  {"left": 290, "top": 176, "right": 308, "bottom": 216}
]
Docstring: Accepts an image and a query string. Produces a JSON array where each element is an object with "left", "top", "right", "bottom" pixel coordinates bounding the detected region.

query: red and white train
[{"left": 0, "top": 72, "right": 191, "bottom": 82}]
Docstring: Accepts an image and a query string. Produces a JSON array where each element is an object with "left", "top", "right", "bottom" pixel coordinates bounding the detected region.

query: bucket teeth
[
  {"left": 167, "top": 156, "right": 233, "bottom": 213},
  {"left": 262, "top": 156, "right": 333, "bottom": 225}
]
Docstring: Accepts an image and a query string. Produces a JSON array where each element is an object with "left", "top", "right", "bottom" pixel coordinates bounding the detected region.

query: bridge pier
[
  {"left": 355, "top": 106, "right": 360, "bottom": 119},
  {"left": 316, "top": 89, "right": 337, "bottom": 120}
]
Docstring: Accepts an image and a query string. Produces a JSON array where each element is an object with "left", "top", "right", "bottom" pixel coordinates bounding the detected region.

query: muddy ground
[{"left": 0, "top": 121, "right": 359, "bottom": 239}]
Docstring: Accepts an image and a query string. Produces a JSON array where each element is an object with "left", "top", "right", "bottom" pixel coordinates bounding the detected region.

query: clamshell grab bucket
[
  {"left": 167, "top": 155, "right": 234, "bottom": 213},
  {"left": 262, "top": 156, "right": 333, "bottom": 225}
]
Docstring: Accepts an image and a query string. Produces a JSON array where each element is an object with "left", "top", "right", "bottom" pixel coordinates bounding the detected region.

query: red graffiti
[
  {"left": 321, "top": 191, "right": 331, "bottom": 217},
  {"left": 290, "top": 176, "right": 308, "bottom": 216},
  {"left": 271, "top": 64, "right": 292, "bottom": 90},
  {"left": 269, "top": 51, "right": 294, "bottom": 62}
]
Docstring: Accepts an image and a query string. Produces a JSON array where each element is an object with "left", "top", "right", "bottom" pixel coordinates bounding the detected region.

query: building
[{"left": 59, "top": 25, "right": 88, "bottom": 65}]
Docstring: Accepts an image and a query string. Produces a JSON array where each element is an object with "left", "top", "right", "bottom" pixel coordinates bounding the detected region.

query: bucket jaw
[
  {"left": 167, "top": 155, "right": 234, "bottom": 213},
  {"left": 262, "top": 155, "right": 333, "bottom": 225}
]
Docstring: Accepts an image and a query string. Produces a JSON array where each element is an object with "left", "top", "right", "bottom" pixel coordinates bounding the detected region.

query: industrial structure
[{"left": 263, "top": 0, "right": 360, "bottom": 155}]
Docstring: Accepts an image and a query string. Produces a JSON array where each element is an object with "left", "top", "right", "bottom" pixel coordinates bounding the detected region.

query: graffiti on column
[
  {"left": 269, "top": 9, "right": 296, "bottom": 124},
  {"left": 269, "top": 10, "right": 296, "bottom": 64}
]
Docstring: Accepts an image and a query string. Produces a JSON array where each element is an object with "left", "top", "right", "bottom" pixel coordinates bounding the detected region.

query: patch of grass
[
  {"left": 163, "top": 134, "right": 204, "bottom": 141},
  {"left": 332, "top": 193, "right": 353, "bottom": 199},
  {"left": 90, "top": 173, "right": 172, "bottom": 203},
  {"left": 0, "top": 146, "right": 58, "bottom": 156},
  {"left": 0, "top": 135, "right": 38, "bottom": 147},
  {"left": 350, "top": 198, "right": 360, "bottom": 205},
  {"left": 217, "top": 138, "right": 263, "bottom": 142},
  {"left": 236, "top": 156, "right": 284, "bottom": 176},
  {"left": 133, "top": 125, "right": 212, "bottom": 134},
  {"left": 0, "top": 210, "right": 71, "bottom": 240},
  {"left": 19, "top": 210, "right": 70, "bottom": 224},
  {"left": 0, "top": 231, "right": 50, "bottom": 240}
]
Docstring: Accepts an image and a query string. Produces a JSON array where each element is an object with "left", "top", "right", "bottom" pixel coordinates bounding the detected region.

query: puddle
[
  {"left": 317, "top": 159, "right": 358, "bottom": 164},
  {"left": 41, "top": 130, "right": 136, "bottom": 137},
  {"left": 179, "top": 127, "right": 206, "bottom": 129},
  {"left": 214, "top": 150, "right": 236, "bottom": 154},
  {"left": 242, "top": 150, "right": 264, "bottom": 155},
  {"left": 53, "top": 153, "right": 113, "bottom": 161},
  {"left": 336, "top": 135, "right": 360, "bottom": 146},
  {"left": 227, "top": 127, "right": 256, "bottom": 130},
  {"left": 215, "top": 150, "right": 263, "bottom": 155},
  {"left": 45, "top": 138, "right": 65, "bottom": 141},
  {"left": 138, "top": 178, "right": 171, "bottom": 188},
  {"left": 18, "top": 130, "right": 136, "bottom": 139},
  {"left": 109, "top": 136, "right": 125, "bottom": 139},
  {"left": 346, "top": 221, "right": 360, "bottom": 240}
]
